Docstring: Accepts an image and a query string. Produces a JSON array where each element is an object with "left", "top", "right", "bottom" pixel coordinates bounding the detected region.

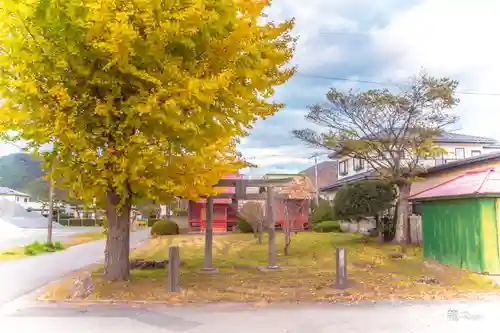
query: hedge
[
  {"left": 311, "top": 200, "right": 334, "bottom": 224},
  {"left": 312, "top": 220, "right": 341, "bottom": 233},
  {"left": 237, "top": 218, "right": 254, "bottom": 233},
  {"left": 151, "top": 220, "right": 180, "bottom": 236},
  {"left": 58, "top": 218, "right": 105, "bottom": 227}
]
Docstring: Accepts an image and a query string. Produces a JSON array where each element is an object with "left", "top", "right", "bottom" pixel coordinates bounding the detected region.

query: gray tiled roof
[
  {"left": 329, "top": 132, "right": 499, "bottom": 158},
  {"left": 433, "top": 133, "right": 499, "bottom": 144},
  {"left": 0, "top": 187, "right": 30, "bottom": 197},
  {"left": 321, "top": 171, "right": 378, "bottom": 191}
]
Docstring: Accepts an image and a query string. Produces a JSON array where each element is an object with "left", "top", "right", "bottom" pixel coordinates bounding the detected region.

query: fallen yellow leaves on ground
[{"left": 41, "top": 232, "right": 500, "bottom": 304}]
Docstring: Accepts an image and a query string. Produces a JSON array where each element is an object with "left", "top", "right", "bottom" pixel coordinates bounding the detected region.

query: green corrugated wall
[
  {"left": 421, "top": 197, "right": 500, "bottom": 273},
  {"left": 479, "top": 199, "right": 500, "bottom": 273}
]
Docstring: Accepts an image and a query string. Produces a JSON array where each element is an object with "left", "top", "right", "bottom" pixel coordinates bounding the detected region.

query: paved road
[
  {"left": 0, "top": 228, "right": 150, "bottom": 305},
  {"left": 0, "top": 227, "right": 104, "bottom": 251},
  {"left": 1, "top": 298, "right": 500, "bottom": 332}
]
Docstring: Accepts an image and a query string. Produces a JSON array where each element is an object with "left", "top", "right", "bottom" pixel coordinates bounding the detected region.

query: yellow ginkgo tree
[{"left": 0, "top": 0, "right": 295, "bottom": 280}]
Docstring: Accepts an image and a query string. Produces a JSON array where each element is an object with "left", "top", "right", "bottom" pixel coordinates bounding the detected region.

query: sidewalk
[{"left": 0, "top": 228, "right": 150, "bottom": 305}]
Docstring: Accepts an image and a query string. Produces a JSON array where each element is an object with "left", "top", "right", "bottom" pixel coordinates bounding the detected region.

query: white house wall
[
  {"left": 335, "top": 142, "right": 500, "bottom": 180},
  {"left": 0, "top": 195, "right": 30, "bottom": 203}
]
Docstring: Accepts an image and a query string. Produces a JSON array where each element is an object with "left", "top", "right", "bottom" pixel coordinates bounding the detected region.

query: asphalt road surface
[
  {"left": 1, "top": 227, "right": 500, "bottom": 332},
  {"left": 1, "top": 298, "right": 500, "bottom": 332},
  {"left": 0, "top": 228, "right": 150, "bottom": 305}
]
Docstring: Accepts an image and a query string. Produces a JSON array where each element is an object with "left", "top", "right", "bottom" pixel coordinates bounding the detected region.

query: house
[
  {"left": 188, "top": 174, "right": 241, "bottom": 233},
  {"left": 321, "top": 133, "right": 500, "bottom": 200},
  {"left": 0, "top": 187, "right": 31, "bottom": 203}
]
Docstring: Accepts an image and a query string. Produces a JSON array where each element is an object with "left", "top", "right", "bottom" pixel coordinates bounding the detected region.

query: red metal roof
[
  {"left": 410, "top": 167, "right": 500, "bottom": 200},
  {"left": 197, "top": 174, "right": 243, "bottom": 204}
]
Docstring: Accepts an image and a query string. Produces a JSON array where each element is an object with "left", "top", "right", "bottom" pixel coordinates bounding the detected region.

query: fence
[{"left": 58, "top": 218, "right": 105, "bottom": 227}]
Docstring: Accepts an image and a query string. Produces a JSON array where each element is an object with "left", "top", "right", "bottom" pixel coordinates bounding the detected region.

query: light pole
[{"left": 47, "top": 161, "right": 55, "bottom": 243}]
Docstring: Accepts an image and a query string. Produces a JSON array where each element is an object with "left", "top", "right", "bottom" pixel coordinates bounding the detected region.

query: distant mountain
[
  {"left": 300, "top": 161, "right": 337, "bottom": 190},
  {"left": 0, "top": 153, "right": 45, "bottom": 193}
]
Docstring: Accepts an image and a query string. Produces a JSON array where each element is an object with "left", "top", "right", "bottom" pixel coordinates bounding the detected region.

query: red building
[
  {"left": 188, "top": 175, "right": 242, "bottom": 232},
  {"left": 273, "top": 199, "right": 310, "bottom": 231}
]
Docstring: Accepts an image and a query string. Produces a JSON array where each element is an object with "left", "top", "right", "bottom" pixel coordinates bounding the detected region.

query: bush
[
  {"left": 333, "top": 180, "right": 396, "bottom": 220},
  {"left": 237, "top": 218, "right": 254, "bottom": 233},
  {"left": 311, "top": 199, "right": 333, "bottom": 224},
  {"left": 151, "top": 220, "right": 179, "bottom": 236},
  {"left": 312, "top": 220, "right": 341, "bottom": 233},
  {"left": 23, "top": 241, "right": 64, "bottom": 256},
  {"left": 148, "top": 218, "right": 161, "bottom": 227}
]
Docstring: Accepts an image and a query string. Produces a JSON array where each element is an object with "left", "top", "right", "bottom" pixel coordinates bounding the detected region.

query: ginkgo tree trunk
[{"left": 0, "top": 0, "right": 296, "bottom": 280}]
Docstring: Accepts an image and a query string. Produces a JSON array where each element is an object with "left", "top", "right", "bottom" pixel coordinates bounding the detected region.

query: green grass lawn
[
  {"left": 42, "top": 232, "right": 500, "bottom": 304},
  {"left": 0, "top": 230, "right": 106, "bottom": 262}
]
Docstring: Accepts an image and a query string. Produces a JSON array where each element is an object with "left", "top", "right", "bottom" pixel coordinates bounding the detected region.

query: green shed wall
[
  {"left": 421, "top": 197, "right": 500, "bottom": 273},
  {"left": 478, "top": 199, "right": 500, "bottom": 273},
  {"left": 422, "top": 198, "right": 483, "bottom": 272}
]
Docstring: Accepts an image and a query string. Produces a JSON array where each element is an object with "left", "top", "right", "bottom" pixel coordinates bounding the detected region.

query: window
[
  {"left": 455, "top": 148, "right": 465, "bottom": 159},
  {"left": 338, "top": 160, "right": 348, "bottom": 176},
  {"left": 353, "top": 158, "right": 364, "bottom": 171},
  {"left": 24, "top": 198, "right": 28, "bottom": 203},
  {"left": 15, "top": 197, "right": 19, "bottom": 202},
  {"left": 471, "top": 150, "right": 481, "bottom": 157}
]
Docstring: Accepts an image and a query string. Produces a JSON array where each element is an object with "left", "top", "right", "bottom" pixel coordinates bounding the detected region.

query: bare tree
[
  {"left": 293, "top": 71, "right": 459, "bottom": 247},
  {"left": 282, "top": 199, "right": 306, "bottom": 256},
  {"left": 239, "top": 201, "right": 265, "bottom": 244}
]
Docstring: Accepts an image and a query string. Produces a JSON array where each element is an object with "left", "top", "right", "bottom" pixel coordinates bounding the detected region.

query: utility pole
[
  {"left": 47, "top": 166, "right": 54, "bottom": 244},
  {"left": 309, "top": 153, "right": 322, "bottom": 207},
  {"left": 314, "top": 154, "right": 319, "bottom": 207}
]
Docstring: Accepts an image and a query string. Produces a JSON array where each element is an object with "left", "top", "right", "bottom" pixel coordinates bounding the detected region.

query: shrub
[
  {"left": 333, "top": 180, "right": 396, "bottom": 220},
  {"left": 23, "top": 241, "right": 64, "bottom": 256},
  {"left": 151, "top": 220, "right": 179, "bottom": 236},
  {"left": 312, "top": 220, "right": 341, "bottom": 233},
  {"left": 311, "top": 199, "right": 333, "bottom": 224},
  {"left": 148, "top": 218, "right": 161, "bottom": 227},
  {"left": 237, "top": 218, "right": 254, "bottom": 233}
]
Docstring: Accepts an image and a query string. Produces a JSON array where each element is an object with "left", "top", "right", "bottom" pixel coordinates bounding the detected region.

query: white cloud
[
  {"left": 370, "top": 0, "right": 500, "bottom": 140},
  {"left": 265, "top": 0, "right": 371, "bottom": 71}
]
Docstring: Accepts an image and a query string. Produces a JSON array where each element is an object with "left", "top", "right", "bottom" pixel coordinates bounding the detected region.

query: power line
[{"left": 295, "top": 73, "right": 500, "bottom": 97}]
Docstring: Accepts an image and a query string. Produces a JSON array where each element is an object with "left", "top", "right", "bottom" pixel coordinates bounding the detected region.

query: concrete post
[
  {"left": 203, "top": 196, "right": 215, "bottom": 270},
  {"left": 266, "top": 186, "right": 277, "bottom": 269},
  {"left": 336, "top": 247, "right": 347, "bottom": 289},
  {"left": 167, "top": 246, "right": 180, "bottom": 292}
]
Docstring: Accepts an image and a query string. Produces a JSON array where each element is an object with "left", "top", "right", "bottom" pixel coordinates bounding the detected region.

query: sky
[{"left": 2, "top": 0, "right": 500, "bottom": 177}]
